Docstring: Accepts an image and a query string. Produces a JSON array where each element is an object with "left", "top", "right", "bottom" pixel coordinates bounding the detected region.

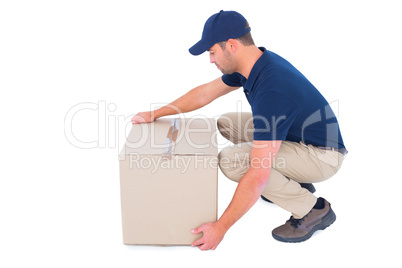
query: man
[{"left": 131, "top": 10, "right": 347, "bottom": 250}]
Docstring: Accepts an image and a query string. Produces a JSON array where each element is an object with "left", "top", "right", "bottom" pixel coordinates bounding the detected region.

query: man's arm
[
  {"left": 191, "top": 140, "right": 282, "bottom": 250},
  {"left": 131, "top": 77, "right": 239, "bottom": 124}
]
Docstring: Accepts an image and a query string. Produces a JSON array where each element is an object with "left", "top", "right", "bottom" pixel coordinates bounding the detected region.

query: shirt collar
[{"left": 244, "top": 47, "right": 270, "bottom": 91}]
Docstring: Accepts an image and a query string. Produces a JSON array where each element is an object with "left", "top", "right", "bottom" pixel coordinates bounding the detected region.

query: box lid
[{"left": 120, "top": 118, "right": 218, "bottom": 157}]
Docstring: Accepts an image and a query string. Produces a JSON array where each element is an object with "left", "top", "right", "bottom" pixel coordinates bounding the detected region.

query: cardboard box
[{"left": 119, "top": 117, "right": 218, "bottom": 245}]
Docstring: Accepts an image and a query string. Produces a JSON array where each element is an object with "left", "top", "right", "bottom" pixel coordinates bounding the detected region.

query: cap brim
[{"left": 189, "top": 39, "right": 214, "bottom": 56}]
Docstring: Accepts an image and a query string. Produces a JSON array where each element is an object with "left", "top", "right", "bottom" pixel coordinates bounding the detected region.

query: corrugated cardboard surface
[
  {"left": 119, "top": 118, "right": 218, "bottom": 245},
  {"left": 120, "top": 117, "right": 217, "bottom": 157}
]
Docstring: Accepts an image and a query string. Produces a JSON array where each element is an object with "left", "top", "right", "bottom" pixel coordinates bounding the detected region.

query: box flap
[{"left": 120, "top": 118, "right": 218, "bottom": 157}]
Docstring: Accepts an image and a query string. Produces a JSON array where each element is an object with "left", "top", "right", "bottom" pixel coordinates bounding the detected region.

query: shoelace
[
  {"left": 289, "top": 216, "right": 303, "bottom": 228},
  {"left": 289, "top": 209, "right": 312, "bottom": 228}
]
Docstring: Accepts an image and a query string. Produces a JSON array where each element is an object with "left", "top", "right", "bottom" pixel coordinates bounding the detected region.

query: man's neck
[{"left": 236, "top": 46, "right": 263, "bottom": 79}]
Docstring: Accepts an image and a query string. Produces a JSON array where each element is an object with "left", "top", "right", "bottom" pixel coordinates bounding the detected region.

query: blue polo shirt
[{"left": 222, "top": 47, "right": 346, "bottom": 149}]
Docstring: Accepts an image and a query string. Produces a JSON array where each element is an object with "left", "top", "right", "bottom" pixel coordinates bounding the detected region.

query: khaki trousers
[{"left": 217, "top": 112, "right": 345, "bottom": 219}]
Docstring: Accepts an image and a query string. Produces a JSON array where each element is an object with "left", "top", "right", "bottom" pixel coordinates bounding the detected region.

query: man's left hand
[{"left": 191, "top": 222, "right": 226, "bottom": 250}]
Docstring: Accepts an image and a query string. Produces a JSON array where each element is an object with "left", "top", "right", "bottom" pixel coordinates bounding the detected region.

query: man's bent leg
[
  {"left": 217, "top": 112, "right": 254, "bottom": 144},
  {"left": 218, "top": 142, "right": 252, "bottom": 183},
  {"left": 218, "top": 142, "right": 317, "bottom": 219},
  {"left": 218, "top": 141, "right": 344, "bottom": 219},
  {"left": 261, "top": 169, "right": 317, "bottom": 219},
  {"left": 273, "top": 141, "right": 344, "bottom": 184}
]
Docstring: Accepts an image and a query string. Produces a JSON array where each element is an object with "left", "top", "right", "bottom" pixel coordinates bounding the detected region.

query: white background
[{"left": 1, "top": 0, "right": 401, "bottom": 267}]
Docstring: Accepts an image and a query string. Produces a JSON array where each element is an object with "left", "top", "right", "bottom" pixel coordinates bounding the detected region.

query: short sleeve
[
  {"left": 252, "top": 91, "right": 300, "bottom": 141},
  {"left": 222, "top": 72, "right": 245, "bottom": 87}
]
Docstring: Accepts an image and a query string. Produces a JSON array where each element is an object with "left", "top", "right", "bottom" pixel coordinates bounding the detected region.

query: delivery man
[{"left": 131, "top": 10, "right": 347, "bottom": 250}]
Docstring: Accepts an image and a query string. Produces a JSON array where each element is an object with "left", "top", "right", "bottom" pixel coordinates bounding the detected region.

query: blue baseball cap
[{"left": 189, "top": 10, "right": 251, "bottom": 56}]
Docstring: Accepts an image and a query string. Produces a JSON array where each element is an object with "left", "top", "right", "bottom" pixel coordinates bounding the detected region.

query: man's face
[{"left": 208, "top": 43, "right": 236, "bottom": 75}]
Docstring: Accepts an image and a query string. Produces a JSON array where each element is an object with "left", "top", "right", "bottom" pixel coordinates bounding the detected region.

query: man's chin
[
  {"left": 219, "top": 68, "right": 232, "bottom": 75},
  {"left": 221, "top": 71, "right": 235, "bottom": 75}
]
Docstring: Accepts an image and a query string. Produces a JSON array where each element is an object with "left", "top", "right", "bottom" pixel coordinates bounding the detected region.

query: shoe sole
[{"left": 272, "top": 208, "right": 336, "bottom": 243}]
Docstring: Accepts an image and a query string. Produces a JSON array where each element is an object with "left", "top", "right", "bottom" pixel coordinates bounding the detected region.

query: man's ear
[{"left": 227, "top": 39, "right": 239, "bottom": 53}]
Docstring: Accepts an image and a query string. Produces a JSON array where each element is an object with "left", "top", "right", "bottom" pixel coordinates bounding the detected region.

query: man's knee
[
  {"left": 218, "top": 145, "right": 250, "bottom": 182},
  {"left": 218, "top": 146, "right": 233, "bottom": 172},
  {"left": 217, "top": 113, "right": 235, "bottom": 136},
  {"left": 217, "top": 112, "right": 254, "bottom": 144}
]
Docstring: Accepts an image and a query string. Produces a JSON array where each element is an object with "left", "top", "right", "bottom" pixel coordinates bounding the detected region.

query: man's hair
[{"left": 218, "top": 21, "right": 255, "bottom": 50}]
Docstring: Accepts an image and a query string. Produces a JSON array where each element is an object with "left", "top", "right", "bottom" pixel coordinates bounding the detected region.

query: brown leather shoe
[{"left": 272, "top": 198, "right": 336, "bottom": 243}]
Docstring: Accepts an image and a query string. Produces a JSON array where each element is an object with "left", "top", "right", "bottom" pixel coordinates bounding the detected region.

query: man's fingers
[
  {"left": 191, "top": 225, "right": 205, "bottom": 247},
  {"left": 191, "top": 225, "right": 204, "bottom": 234},
  {"left": 199, "top": 243, "right": 211, "bottom": 251},
  {"left": 191, "top": 238, "right": 203, "bottom": 247},
  {"left": 131, "top": 113, "right": 145, "bottom": 124},
  {"left": 131, "top": 116, "right": 144, "bottom": 124}
]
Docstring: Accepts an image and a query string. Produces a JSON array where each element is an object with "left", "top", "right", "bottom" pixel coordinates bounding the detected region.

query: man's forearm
[
  {"left": 217, "top": 169, "right": 270, "bottom": 232},
  {"left": 190, "top": 141, "right": 278, "bottom": 250},
  {"left": 154, "top": 84, "right": 209, "bottom": 119},
  {"left": 153, "top": 78, "right": 235, "bottom": 120}
]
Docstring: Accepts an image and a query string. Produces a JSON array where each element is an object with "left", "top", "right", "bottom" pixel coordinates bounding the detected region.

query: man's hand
[
  {"left": 191, "top": 222, "right": 226, "bottom": 251},
  {"left": 190, "top": 140, "right": 281, "bottom": 251},
  {"left": 131, "top": 111, "right": 155, "bottom": 124}
]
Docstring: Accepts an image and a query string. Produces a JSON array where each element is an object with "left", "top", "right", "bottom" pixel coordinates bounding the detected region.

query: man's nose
[{"left": 210, "top": 54, "right": 215, "bottom": 64}]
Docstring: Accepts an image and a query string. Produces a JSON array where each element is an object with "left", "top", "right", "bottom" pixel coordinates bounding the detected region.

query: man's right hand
[{"left": 131, "top": 111, "right": 155, "bottom": 124}]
